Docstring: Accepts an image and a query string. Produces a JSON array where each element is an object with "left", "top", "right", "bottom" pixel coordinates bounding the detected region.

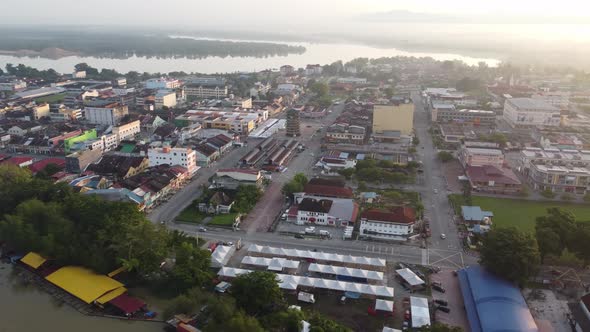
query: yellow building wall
[{"left": 372, "top": 103, "right": 414, "bottom": 136}]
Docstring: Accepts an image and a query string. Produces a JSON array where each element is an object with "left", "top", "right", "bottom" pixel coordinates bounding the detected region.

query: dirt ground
[
  {"left": 524, "top": 289, "right": 572, "bottom": 332},
  {"left": 441, "top": 160, "right": 465, "bottom": 193}
]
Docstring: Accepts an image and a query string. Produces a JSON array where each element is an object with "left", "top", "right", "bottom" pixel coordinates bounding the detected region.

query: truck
[
  {"left": 304, "top": 227, "right": 316, "bottom": 234},
  {"left": 297, "top": 291, "right": 316, "bottom": 304}
]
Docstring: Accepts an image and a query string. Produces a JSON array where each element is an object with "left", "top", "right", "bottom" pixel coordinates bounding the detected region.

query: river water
[
  {"left": 0, "top": 264, "right": 164, "bottom": 332},
  {"left": 0, "top": 39, "right": 499, "bottom": 74}
]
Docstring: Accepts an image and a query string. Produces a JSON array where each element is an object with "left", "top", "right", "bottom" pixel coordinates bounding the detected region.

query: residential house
[
  {"left": 194, "top": 144, "right": 220, "bottom": 167},
  {"left": 359, "top": 207, "right": 416, "bottom": 240},
  {"left": 86, "top": 155, "right": 149, "bottom": 180},
  {"left": 198, "top": 191, "right": 235, "bottom": 214}
]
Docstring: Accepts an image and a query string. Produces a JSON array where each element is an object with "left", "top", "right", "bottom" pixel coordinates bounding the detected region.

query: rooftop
[
  {"left": 507, "top": 98, "right": 559, "bottom": 112},
  {"left": 361, "top": 207, "right": 416, "bottom": 224},
  {"left": 298, "top": 198, "right": 333, "bottom": 213},
  {"left": 461, "top": 206, "right": 494, "bottom": 222},
  {"left": 466, "top": 165, "right": 521, "bottom": 185}
]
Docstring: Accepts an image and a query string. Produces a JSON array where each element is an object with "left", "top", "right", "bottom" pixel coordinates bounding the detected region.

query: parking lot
[
  {"left": 429, "top": 270, "right": 469, "bottom": 330},
  {"left": 276, "top": 221, "right": 346, "bottom": 240}
]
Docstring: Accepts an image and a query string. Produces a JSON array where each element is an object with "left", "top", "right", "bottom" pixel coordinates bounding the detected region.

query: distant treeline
[{"left": 0, "top": 30, "right": 306, "bottom": 59}]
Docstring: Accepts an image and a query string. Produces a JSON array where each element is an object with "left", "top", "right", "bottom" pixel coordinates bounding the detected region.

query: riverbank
[{"left": 0, "top": 263, "right": 164, "bottom": 332}]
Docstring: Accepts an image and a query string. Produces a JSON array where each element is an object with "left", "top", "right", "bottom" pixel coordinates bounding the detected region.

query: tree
[
  {"left": 224, "top": 311, "right": 265, "bottom": 332},
  {"left": 413, "top": 135, "right": 420, "bottom": 146},
  {"left": 171, "top": 242, "right": 212, "bottom": 293},
  {"left": 231, "top": 271, "right": 285, "bottom": 316},
  {"left": 535, "top": 227, "right": 561, "bottom": 262},
  {"left": 261, "top": 308, "right": 304, "bottom": 332},
  {"left": 337, "top": 168, "right": 355, "bottom": 180},
  {"left": 479, "top": 227, "right": 540, "bottom": 286},
  {"left": 438, "top": 151, "right": 454, "bottom": 162},
  {"left": 307, "top": 311, "right": 352, "bottom": 332},
  {"left": 384, "top": 87, "right": 395, "bottom": 98},
  {"left": 282, "top": 173, "right": 308, "bottom": 197},
  {"left": 310, "top": 82, "right": 329, "bottom": 97},
  {"left": 357, "top": 181, "right": 368, "bottom": 192},
  {"left": 233, "top": 185, "right": 262, "bottom": 213},
  {"left": 561, "top": 193, "right": 574, "bottom": 201},
  {"left": 541, "top": 189, "right": 556, "bottom": 199}
]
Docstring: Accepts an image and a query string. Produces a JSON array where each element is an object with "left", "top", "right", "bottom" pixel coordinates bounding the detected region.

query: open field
[
  {"left": 209, "top": 213, "right": 239, "bottom": 226},
  {"left": 35, "top": 93, "right": 65, "bottom": 103},
  {"left": 176, "top": 202, "right": 205, "bottom": 223},
  {"left": 450, "top": 195, "right": 590, "bottom": 232}
]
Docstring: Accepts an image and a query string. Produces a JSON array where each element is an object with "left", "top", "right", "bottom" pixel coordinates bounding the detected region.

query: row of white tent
[
  {"left": 396, "top": 268, "right": 425, "bottom": 287},
  {"left": 309, "top": 263, "right": 384, "bottom": 281},
  {"left": 218, "top": 267, "right": 394, "bottom": 298},
  {"left": 211, "top": 245, "right": 236, "bottom": 268},
  {"left": 241, "top": 256, "right": 300, "bottom": 271},
  {"left": 410, "top": 296, "right": 431, "bottom": 328},
  {"left": 248, "top": 244, "right": 386, "bottom": 268}
]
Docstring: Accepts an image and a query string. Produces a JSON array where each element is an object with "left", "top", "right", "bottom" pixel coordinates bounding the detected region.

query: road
[{"left": 411, "top": 91, "right": 462, "bottom": 251}]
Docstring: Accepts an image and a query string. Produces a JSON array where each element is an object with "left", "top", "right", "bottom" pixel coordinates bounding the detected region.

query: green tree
[
  {"left": 479, "top": 227, "right": 540, "bottom": 286},
  {"left": 231, "top": 271, "right": 285, "bottom": 316},
  {"left": 541, "top": 188, "right": 556, "bottom": 199},
  {"left": 337, "top": 168, "right": 355, "bottom": 180},
  {"left": 384, "top": 87, "right": 395, "bottom": 98},
  {"left": 307, "top": 311, "right": 352, "bottom": 332},
  {"left": 438, "top": 151, "right": 454, "bottom": 162},
  {"left": 535, "top": 227, "right": 561, "bottom": 263},
  {"left": 561, "top": 193, "right": 574, "bottom": 201},
  {"left": 535, "top": 208, "right": 576, "bottom": 251},
  {"left": 261, "top": 308, "right": 304, "bottom": 332},
  {"left": 282, "top": 173, "right": 308, "bottom": 197},
  {"left": 310, "top": 82, "right": 329, "bottom": 97},
  {"left": 233, "top": 185, "right": 262, "bottom": 213},
  {"left": 224, "top": 311, "right": 265, "bottom": 332},
  {"left": 171, "top": 242, "right": 212, "bottom": 293}
]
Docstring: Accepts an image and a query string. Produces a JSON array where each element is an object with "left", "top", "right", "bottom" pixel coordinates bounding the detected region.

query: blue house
[{"left": 461, "top": 206, "right": 493, "bottom": 224}]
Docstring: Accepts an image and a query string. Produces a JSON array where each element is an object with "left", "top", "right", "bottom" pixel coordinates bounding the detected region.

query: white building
[
  {"left": 296, "top": 197, "right": 358, "bottom": 227},
  {"left": 503, "top": 98, "right": 561, "bottom": 128},
  {"left": 145, "top": 78, "right": 181, "bottom": 90},
  {"left": 336, "top": 77, "right": 367, "bottom": 85},
  {"left": 0, "top": 79, "right": 27, "bottom": 92},
  {"left": 155, "top": 90, "right": 177, "bottom": 109},
  {"left": 531, "top": 91, "right": 570, "bottom": 109},
  {"left": 84, "top": 103, "right": 129, "bottom": 125},
  {"left": 31, "top": 103, "right": 50, "bottom": 120},
  {"left": 305, "top": 64, "right": 323, "bottom": 76},
  {"left": 148, "top": 146, "right": 198, "bottom": 175},
  {"left": 359, "top": 207, "right": 416, "bottom": 240},
  {"left": 458, "top": 147, "right": 505, "bottom": 168},
  {"left": 100, "top": 134, "right": 118, "bottom": 152},
  {"left": 112, "top": 120, "right": 140, "bottom": 142}
]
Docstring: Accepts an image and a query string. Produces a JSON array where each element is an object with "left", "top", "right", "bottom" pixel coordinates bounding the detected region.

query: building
[
  {"left": 63, "top": 129, "right": 98, "bottom": 153},
  {"left": 0, "top": 79, "right": 27, "bottom": 92},
  {"left": 65, "top": 149, "right": 103, "bottom": 173},
  {"left": 145, "top": 78, "right": 181, "bottom": 90},
  {"left": 0, "top": 156, "right": 34, "bottom": 168},
  {"left": 359, "top": 207, "right": 416, "bottom": 240},
  {"left": 194, "top": 144, "right": 220, "bottom": 166},
  {"left": 458, "top": 147, "right": 504, "bottom": 168},
  {"left": 84, "top": 102, "right": 129, "bottom": 125},
  {"left": 155, "top": 90, "right": 177, "bottom": 109},
  {"left": 185, "top": 78, "right": 228, "bottom": 100},
  {"left": 86, "top": 155, "right": 149, "bottom": 180},
  {"left": 372, "top": 102, "right": 414, "bottom": 141},
  {"left": 458, "top": 265, "right": 538, "bottom": 332},
  {"left": 211, "top": 168, "right": 263, "bottom": 190},
  {"left": 461, "top": 206, "right": 493, "bottom": 224},
  {"left": 280, "top": 65, "right": 295, "bottom": 76},
  {"left": 325, "top": 123, "right": 366, "bottom": 144},
  {"left": 286, "top": 108, "right": 301, "bottom": 137},
  {"left": 49, "top": 107, "right": 83, "bottom": 122},
  {"left": 503, "top": 98, "right": 561, "bottom": 128},
  {"left": 519, "top": 148, "right": 590, "bottom": 195},
  {"left": 31, "top": 103, "right": 50, "bottom": 120},
  {"left": 531, "top": 91, "right": 570, "bottom": 109},
  {"left": 465, "top": 165, "right": 522, "bottom": 194},
  {"left": 336, "top": 77, "right": 367, "bottom": 84},
  {"left": 112, "top": 120, "right": 140, "bottom": 143},
  {"left": 296, "top": 197, "right": 358, "bottom": 227},
  {"left": 112, "top": 77, "right": 127, "bottom": 87},
  {"left": 305, "top": 64, "right": 323, "bottom": 76},
  {"left": 7, "top": 122, "right": 43, "bottom": 136},
  {"left": 432, "top": 106, "right": 496, "bottom": 125},
  {"left": 148, "top": 146, "right": 198, "bottom": 175}
]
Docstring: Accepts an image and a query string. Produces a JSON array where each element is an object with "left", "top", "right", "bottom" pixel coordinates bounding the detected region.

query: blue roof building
[
  {"left": 461, "top": 206, "right": 493, "bottom": 223},
  {"left": 458, "top": 265, "right": 538, "bottom": 332}
]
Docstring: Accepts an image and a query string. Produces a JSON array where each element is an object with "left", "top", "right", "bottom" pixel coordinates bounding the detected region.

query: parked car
[
  {"left": 416, "top": 271, "right": 426, "bottom": 279},
  {"left": 436, "top": 306, "right": 451, "bottom": 313},
  {"left": 434, "top": 299, "right": 448, "bottom": 306},
  {"left": 295, "top": 234, "right": 305, "bottom": 239},
  {"left": 440, "top": 233, "right": 447, "bottom": 239},
  {"left": 432, "top": 284, "right": 446, "bottom": 293}
]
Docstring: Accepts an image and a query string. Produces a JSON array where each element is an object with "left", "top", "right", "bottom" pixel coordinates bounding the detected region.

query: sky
[{"left": 1, "top": 0, "right": 589, "bottom": 27}]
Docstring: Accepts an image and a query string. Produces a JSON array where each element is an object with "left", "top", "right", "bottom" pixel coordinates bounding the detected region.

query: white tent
[
  {"left": 396, "top": 268, "right": 425, "bottom": 287},
  {"left": 309, "top": 263, "right": 384, "bottom": 281},
  {"left": 241, "top": 256, "right": 300, "bottom": 271},
  {"left": 382, "top": 327, "right": 402, "bottom": 332},
  {"left": 217, "top": 267, "right": 394, "bottom": 298},
  {"left": 375, "top": 299, "right": 394, "bottom": 312},
  {"left": 410, "top": 296, "right": 431, "bottom": 328},
  {"left": 248, "top": 244, "right": 386, "bottom": 268},
  {"left": 211, "top": 245, "right": 236, "bottom": 268}
]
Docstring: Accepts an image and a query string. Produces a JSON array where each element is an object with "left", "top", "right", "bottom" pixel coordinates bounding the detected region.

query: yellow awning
[
  {"left": 107, "top": 266, "right": 127, "bottom": 278},
  {"left": 45, "top": 266, "right": 124, "bottom": 304},
  {"left": 95, "top": 286, "right": 127, "bottom": 305},
  {"left": 21, "top": 252, "right": 47, "bottom": 269}
]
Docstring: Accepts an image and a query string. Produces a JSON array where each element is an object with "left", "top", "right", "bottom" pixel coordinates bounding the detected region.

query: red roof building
[
  {"left": 465, "top": 165, "right": 522, "bottom": 195},
  {"left": 1, "top": 156, "right": 34, "bottom": 168},
  {"left": 360, "top": 207, "right": 416, "bottom": 239},
  {"left": 303, "top": 184, "right": 354, "bottom": 198},
  {"left": 28, "top": 158, "right": 66, "bottom": 174}
]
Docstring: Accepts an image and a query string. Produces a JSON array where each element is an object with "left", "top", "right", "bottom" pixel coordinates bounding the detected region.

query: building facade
[
  {"left": 148, "top": 146, "right": 198, "bottom": 175},
  {"left": 155, "top": 90, "right": 177, "bottom": 109},
  {"left": 359, "top": 207, "right": 416, "bottom": 240},
  {"left": 84, "top": 103, "right": 129, "bottom": 125},
  {"left": 458, "top": 147, "right": 505, "bottom": 168},
  {"left": 503, "top": 98, "right": 561, "bottom": 127},
  {"left": 372, "top": 102, "right": 414, "bottom": 137},
  {"left": 112, "top": 120, "right": 140, "bottom": 142}
]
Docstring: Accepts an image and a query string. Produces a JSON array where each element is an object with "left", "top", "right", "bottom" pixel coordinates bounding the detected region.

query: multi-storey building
[
  {"left": 432, "top": 106, "right": 496, "bottom": 125},
  {"left": 155, "top": 90, "right": 177, "bottom": 109},
  {"left": 502, "top": 98, "right": 561, "bottom": 127},
  {"left": 458, "top": 147, "right": 505, "bottom": 168},
  {"left": 286, "top": 108, "right": 301, "bottom": 137},
  {"left": 359, "top": 207, "right": 416, "bottom": 240},
  {"left": 112, "top": 120, "right": 140, "bottom": 142},
  {"left": 145, "top": 78, "right": 181, "bottom": 90},
  {"left": 148, "top": 146, "right": 198, "bottom": 175},
  {"left": 372, "top": 102, "right": 414, "bottom": 140},
  {"left": 325, "top": 123, "right": 366, "bottom": 144},
  {"left": 84, "top": 102, "right": 129, "bottom": 125},
  {"left": 185, "top": 78, "right": 228, "bottom": 100}
]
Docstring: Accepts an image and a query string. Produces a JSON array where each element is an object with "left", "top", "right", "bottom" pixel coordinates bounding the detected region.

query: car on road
[
  {"left": 295, "top": 234, "right": 305, "bottom": 239},
  {"left": 199, "top": 227, "right": 207, "bottom": 232},
  {"left": 433, "top": 189, "right": 438, "bottom": 194},
  {"left": 440, "top": 233, "right": 446, "bottom": 239}
]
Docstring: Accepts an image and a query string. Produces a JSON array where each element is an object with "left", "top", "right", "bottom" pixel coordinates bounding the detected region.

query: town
[{"left": 1, "top": 56, "right": 590, "bottom": 332}]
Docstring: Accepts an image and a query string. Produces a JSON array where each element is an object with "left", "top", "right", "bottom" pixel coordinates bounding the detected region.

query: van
[
  {"left": 305, "top": 227, "right": 316, "bottom": 234},
  {"left": 319, "top": 230, "right": 331, "bottom": 238}
]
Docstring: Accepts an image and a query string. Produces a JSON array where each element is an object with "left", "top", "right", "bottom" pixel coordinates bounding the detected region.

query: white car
[
  {"left": 434, "top": 189, "right": 438, "bottom": 194},
  {"left": 440, "top": 233, "right": 446, "bottom": 239}
]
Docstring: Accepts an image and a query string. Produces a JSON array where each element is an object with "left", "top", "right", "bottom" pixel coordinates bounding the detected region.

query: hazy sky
[{"left": 2, "top": 0, "right": 589, "bottom": 27}]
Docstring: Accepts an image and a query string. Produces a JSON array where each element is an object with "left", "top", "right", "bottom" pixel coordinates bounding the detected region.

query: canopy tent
[
  {"left": 396, "top": 268, "right": 425, "bottom": 287},
  {"left": 20, "top": 252, "right": 47, "bottom": 269},
  {"left": 45, "top": 266, "right": 124, "bottom": 304},
  {"left": 109, "top": 293, "right": 145, "bottom": 315},
  {"left": 309, "top": 263, "right": 384, "bottom": 281},
  {"left": 241, "top": 256, "right": 300, "bottom": 272},
  {"left": 410, "top": 296, "right": 431, "bottom": 328},
  {"left": 218, "top": 267, "right": 394, "bottom": 298},
  {"left": 375, "top": 299, "right": 394, "bottom": 312},
  {"left": 248, "top": 244, "right": 386, "bottom": 268},
  {"left": 211, "top": 245, "right": 236, "bottom": 268},
  {"left": 382, "top": 328, "right": 402, "bottom": 332}
]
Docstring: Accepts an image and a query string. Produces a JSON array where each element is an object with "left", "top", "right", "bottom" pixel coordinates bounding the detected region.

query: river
[
  {"left": 0, "top": 263, "right": 164, "bottom": 332},
  {"left": 0, "top": 39, "right": 499, "bottom": 74}
]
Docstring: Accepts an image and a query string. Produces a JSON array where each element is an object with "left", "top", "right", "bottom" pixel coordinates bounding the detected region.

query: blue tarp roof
[
  {"left": 461, "top": 206, "right": 493, "bottom": 222},
  {"left": 458, "top": 266, "right": 538, "bottom": 332}
]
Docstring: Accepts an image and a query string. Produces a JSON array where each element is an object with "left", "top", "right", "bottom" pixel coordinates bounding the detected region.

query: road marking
[{"left": 421, "top": 249, "right": 428, "bottom": 265}]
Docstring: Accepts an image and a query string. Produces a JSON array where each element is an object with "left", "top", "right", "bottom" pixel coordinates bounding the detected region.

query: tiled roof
[
  {"left": 28, "top": 158, "right": 66, "bottom": 174},
  {"left": 217, "top": 168, "right": 260, "bottom": 176},
  {"left": 304, "top": 184, "right": 353, "bottom": 198},
  {"left": 1, "top": 156, "right": 33, "bottom": 166},
  {"left": 361, "top": 207, "right": 416, "bottom": 224},
  {"left": 466, "top": 165, "right": 521, "bottom": 185},
  {"left": 298, "top": 198, "right": 333, "bottom": 213}
]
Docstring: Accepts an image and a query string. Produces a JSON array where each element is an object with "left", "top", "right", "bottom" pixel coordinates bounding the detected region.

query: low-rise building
[
  {"left": 432, "top": 106, "right": 496, "bottom": 125},
  {"left": 359, "top": 207, "right": 416, "bottom": 240},
  {"left": 65, "top": 149, "right": 103, "bottom": 173},
  {"left": 86, "top": 155, "right": 149, "bottom": 180},
  {"left": 112, "top": 120, "right": 140, "bottom": 143},
  {"left": 325, "top": 123, "right": 366, "bottom": 144},
  {"left": 145, "top": 78, "right": 181, "bottom": 90},
  {"left": 372, "top": 102, "right": 414, "bottom": 141},
  {"left": 84, "top": 102, "right": 128, "bottom": 125},
  {"left": 211, "top": 168, "right": 263, "bottom": 190},
  {"left": 155, "top": 90, "right": 177, "bottom": 109},
  {"left": 458, "top": 147, "right": 504, "bottom": 168},
  {"left": 296, "top": 197, "right": 358, "bottom": 227},
  {"left": 194, "top": 144, "right": 220, "bottom": 167},
  {"left": 465, "top": 165, "right": 522, "bottom": 194}
]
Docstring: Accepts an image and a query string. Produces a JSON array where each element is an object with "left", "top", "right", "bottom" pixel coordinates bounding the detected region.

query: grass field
[
  {"left": 450, "top": 195, "right": 590, "bottom": 232},
  {"left": 34, "top": 93, "right": 66, "bottom": 104},
  {"left": 176, "top": 204, "right": 206, "bottom": 223},
  {"left": 209, "top": 213, "right": 239, "bottom": 226}
]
